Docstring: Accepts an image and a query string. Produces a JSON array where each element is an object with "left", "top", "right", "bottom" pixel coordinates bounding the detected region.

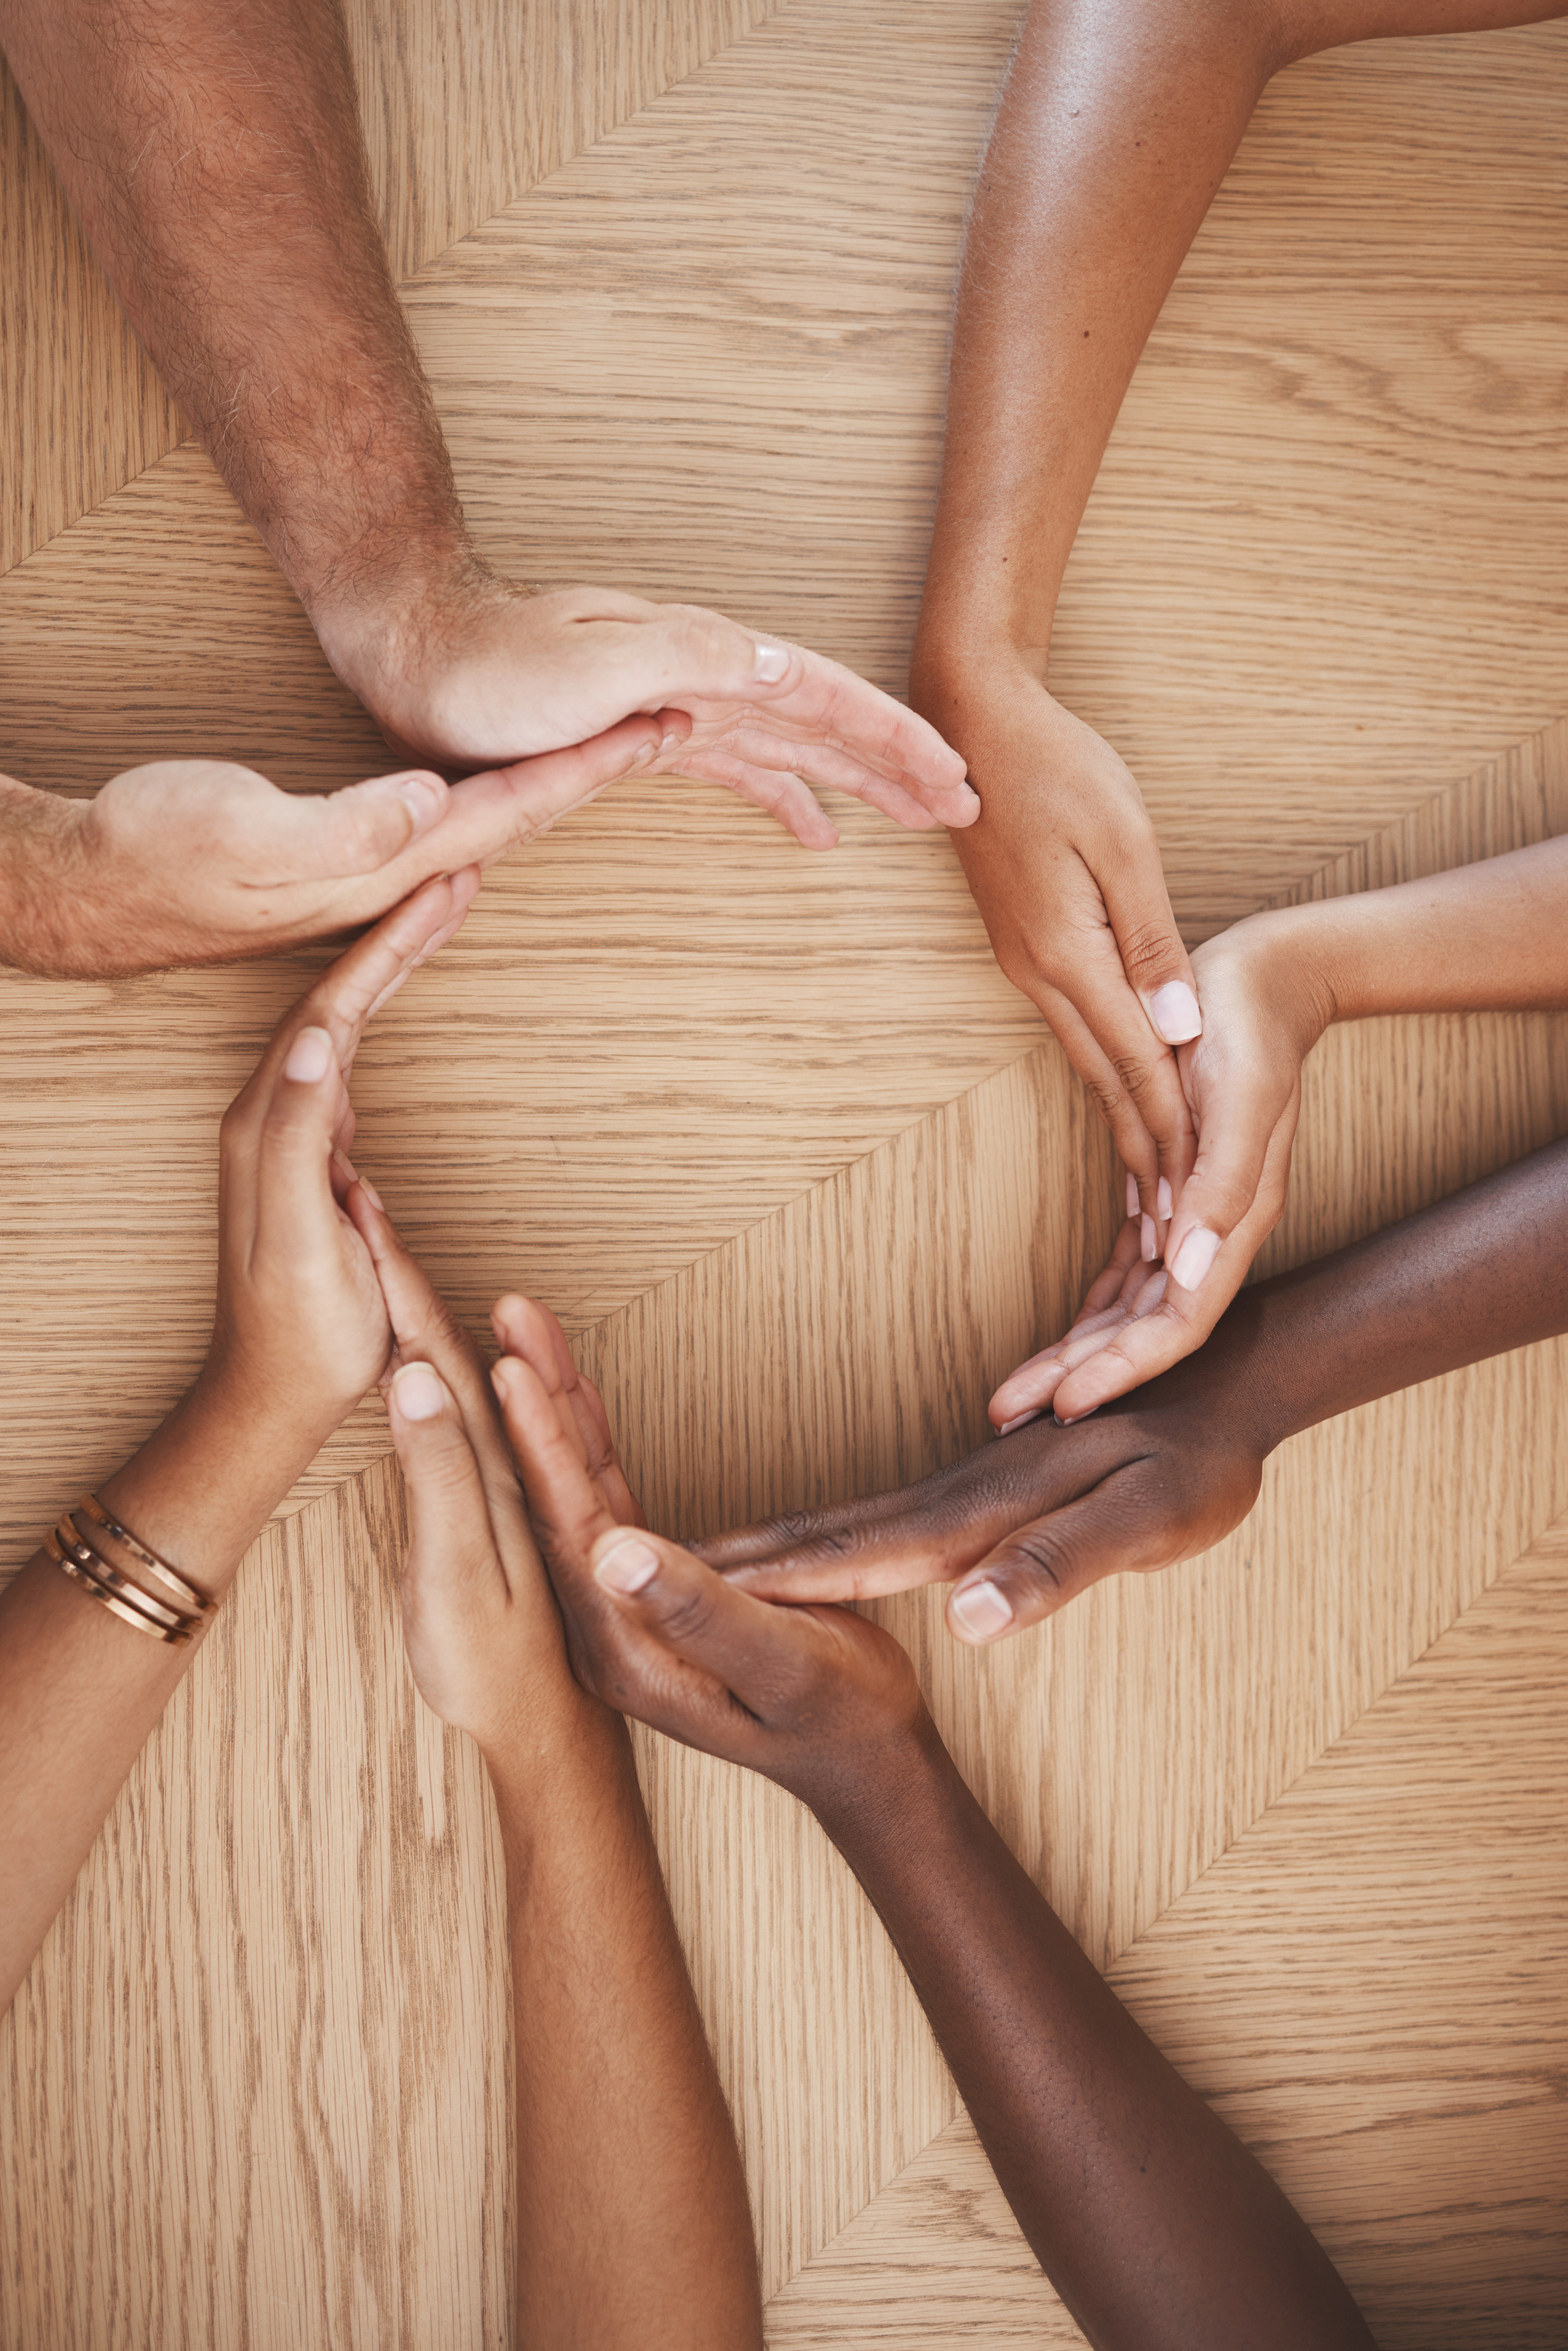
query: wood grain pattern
[
  {"left": 764, "top": 1526, "right": 1568, "bottom": 2347},
  {"left": 3, "top": 0, "right": 1567, "bottom": 2341}
]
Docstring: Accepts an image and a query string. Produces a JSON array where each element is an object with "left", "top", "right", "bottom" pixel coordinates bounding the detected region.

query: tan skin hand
[
  {"left": 989, "top": 914, "right": 1329, "bottom": 1429},
  {"left": 913, "top": 656, "right": 1199, "bottom": 1228}
]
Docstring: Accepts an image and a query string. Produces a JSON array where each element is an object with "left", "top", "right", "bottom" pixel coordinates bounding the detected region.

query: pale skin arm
[
  {"left": 370, "top": 1246, "right": 761, "bottom": 2351},
  {"left": 912, "top": 0, "right": 1564, "bottom": 1227},
  {"left": 0, "top": 875, "right": 473, "bottom": 2009},
  {"left": 0, "top": 0, "right": 975, "bottom": 873},
  {"left": 994, "top": 833, "right": 1568, "bottom": 1427},
  {"left": 487, "top": 1327, "right": 1372, "bottom": 2350}
]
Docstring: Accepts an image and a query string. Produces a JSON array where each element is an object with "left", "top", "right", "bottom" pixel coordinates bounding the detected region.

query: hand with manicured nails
[
  {"left": 0, "top": 715, "right": 687, "bottom": 978},
  {"left": 327, "top": 580, "right": 981, "bottom": 854},
  {"left": 200, "top": 867, "right": 479, "bottom": 1454},
  {"left": 990, "top": 914, "right": 1321, "bottom": 1428},
  {"left": 908, "top": 661, "right": 1201, "bottom": 1235}
]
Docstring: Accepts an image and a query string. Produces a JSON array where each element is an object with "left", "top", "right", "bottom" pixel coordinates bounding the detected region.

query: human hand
[
  {"left": 910, "top": 656, "right": 1199, "bottom": 1216},
  {"left": 317, "top": 573, "right": 980, "bottom": 850},
  {"left": 695, "top": 1327, "right": 1277, "bottom": 1647},
  {"left": 484, "top": 1303, "right": 928, "bottom": 1817},
  {"left": 988, "top": 910, "right": 1331, "bottom": 1427},
  {"left": 0, "top": 713, "right": 676, "bottom": 978},
  {"left": 357, "top": 1236, "right": 631, "bottom": 1747},
  {"left": 199, "top": 869, "right": 478, "bottom": 1454}
]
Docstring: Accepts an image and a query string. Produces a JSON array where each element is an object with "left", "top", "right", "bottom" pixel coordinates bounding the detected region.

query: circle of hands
[{"left": 210, "top": 840, "right": 1307, "bottom": 1746}]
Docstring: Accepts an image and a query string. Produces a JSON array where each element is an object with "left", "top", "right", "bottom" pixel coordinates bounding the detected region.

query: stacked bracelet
[{"left": 44, "top": 1494, "right": 215, "bottom": 1645}]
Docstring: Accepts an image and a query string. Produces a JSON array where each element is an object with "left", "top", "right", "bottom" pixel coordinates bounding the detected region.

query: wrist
[{"left": 795, "top": 1706, "right": 956, "bottom": 1861}]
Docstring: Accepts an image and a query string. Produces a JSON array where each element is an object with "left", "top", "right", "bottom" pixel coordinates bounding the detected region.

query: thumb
[
  {"left": 386, "top": 1360, "right": 503, "bottom": 1572},
  {"left": 261, "top": 770, "right": 450, "bottom": 881},
  {"left": 630, "top": 603, "right": 801, "bottom": 705}
]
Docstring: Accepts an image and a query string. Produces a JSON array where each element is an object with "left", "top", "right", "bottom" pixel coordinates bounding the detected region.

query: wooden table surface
[{"left": 1, "top": 4, "right": 1564, "bottom": 2343}]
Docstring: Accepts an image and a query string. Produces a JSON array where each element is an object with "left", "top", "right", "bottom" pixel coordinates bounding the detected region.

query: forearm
[
  {"left": 0, "top": 1374, "right": 330, "bottom": 2012},
  {"left": 0, "top": 773, "right": 80, "bottom": 975},
  {"left": 488, "top": 1719, "right": 762, "bottom": 2351},
  {"left": 1201, "top": 1136, "right": 1568, "bottom": 1451},
  {"left": 0, "top": 0, "right": 463, "bottom": 635},
  {"left": 1245, "top": 838, "right": 1568, "bottom": 1027},
  {"left": 810, "top": 1728, "right": 1370, "bottom": 2349},
  {"left": 913, "top": 0, "right": 1275, "bottom": 684}
]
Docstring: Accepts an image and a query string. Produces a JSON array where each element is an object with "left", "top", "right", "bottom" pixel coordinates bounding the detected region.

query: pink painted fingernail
[
  {"left": 1157, "top": 1177, "right": 1172, "bottom": 1221},
  {"left": 1126, "top": 1173, "right": 1138, "bottom": 1219},
  {"left": 950, "top": 1579, "right": 1014, "bottom": 1642},
  {"left": 390, "top": 1362, "right": 445, "bottom": 1421},
  {"left": 1140, "top": 1214, "right": 1157, "bottom": 1263},
  {"left": 1149, "top": 981, "right": 1202, "bottom": 1045},
  {"left": 596, "top": 1537, "right": 660, "bottom": 1594},
  {"left": 1170, "top": 1226, "right": 1221, "bottom": 1291},
  {"left": 284, "top": 1026, "right": 333, "bottom": 1084},
  {"left": 752, "top": 638, "right": 790, "bottom": 682},
  {"left": 998, "top": 1410, "right": 1043, "bottom": 1435}
]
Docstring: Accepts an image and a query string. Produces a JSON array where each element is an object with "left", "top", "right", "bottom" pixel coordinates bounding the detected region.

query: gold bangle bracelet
[
  {"left": 74, "top": 1493, "right": 213, "bottom": 1620},
  {"left": 52, "top": 1519, "right": 190, "bottom": 1635},
  {"left": 45, "top": 1529, "right": 194, "bottom": 1645}
]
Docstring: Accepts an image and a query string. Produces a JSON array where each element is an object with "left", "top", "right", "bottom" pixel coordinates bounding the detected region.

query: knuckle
[
  {"left": 651, "top": 1581, "right": 716, "bottom": 1644},
  {"left": 1115, "top": 919, "right": 1182, "bottom": 987}
]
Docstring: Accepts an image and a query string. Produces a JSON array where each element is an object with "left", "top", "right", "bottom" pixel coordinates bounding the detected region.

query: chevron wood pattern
[{"left": 1, "top": 2, "right": 1566, "bottom": 2344}]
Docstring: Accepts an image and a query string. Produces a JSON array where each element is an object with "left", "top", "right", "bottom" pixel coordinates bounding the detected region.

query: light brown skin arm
[
  {"left": 0, "top": 876, "right": 474, "bottom": 2011},
  {"left": 912, "top": 0, "right": 1566, "bottom": 1228},
  {"left": 372, "top": 1256, "right": 761, "bottom": 2351}
]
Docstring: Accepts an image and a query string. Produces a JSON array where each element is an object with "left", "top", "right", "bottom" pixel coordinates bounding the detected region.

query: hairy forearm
[
  {"left": 0, "top": 0, "right": 462, "bottom": 627},
  {"left": 813, "top": 1727, "right": 1370, "bottom": 2349},
  {"left": 489, "top": 1726, "right": 762, "bottom": 2351},
  {"left": 0, "top": 1375, "right": 327, "bottom": 2012},
  {"left": 1207, "top": 1136, "right": 1568, "bottom": 1452},
  {"left": 0, "top": 774, "right": 79, "bottom": 974}
]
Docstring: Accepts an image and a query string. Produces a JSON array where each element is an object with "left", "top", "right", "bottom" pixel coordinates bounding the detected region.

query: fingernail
[
  {"left": 394, "top": 773, "right": 446, "bottom": 833},
  {"left": 658, "top": 732, "right": 681, "bottom": 753},
  {"left": 358, "top": 1175, "right": 384, "bottom": 1210},
  {"left": 1140, "top": 1213, "right": 1157, "bottom": 1263},
  {"left": 1170, "top": 1225, "right": 1221, "bottom": 1291},
  {"left": 752, "top": 638, "right": 790, "bottom": 682},
  {"left": 1156, "top": 1177, "right": 1172, "bottom": 1221},
  {"left": 950, "top": 1579, "right": 1014, "bottom": 1642},
  {"left": 284, "top": 1026, "right": 333, "bottom": 1084},
  {"left": 390, "top": 1362, "right": 445, "bottom": 1421},
  {"left": 1148, "top": 981, "right": 1202, "bottom": 1045},
  {"left": 596, "top": 1537, "right": 661, "bottom": 1595},
  {"left": 998, "top": 1410, "right": 1043, "bottom": 1435},
  {"left": 1126, "top": 1172, "right": 1138, "bottom": 1219}
]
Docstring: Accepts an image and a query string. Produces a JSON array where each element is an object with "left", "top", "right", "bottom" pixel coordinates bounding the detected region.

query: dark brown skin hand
[
  {"left": 698, "top": 1137, "right": 1568, "bottom": 1644},
  {"left": 498, "top": 1305, "right": 1373, "bottom": 2350}
]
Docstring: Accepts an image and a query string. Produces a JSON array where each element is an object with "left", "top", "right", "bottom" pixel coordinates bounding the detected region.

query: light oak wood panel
[
  {"left": 0, "top": 55, "right": 181, "bottom": 576},
  {"left": 0, "top": 777, "right": 1035, "bottom": 1560},
  {"left": 763, "top": 1527, "right": 1568, "bottom": 2347},
  {"left": 579, "top": 1016, "right": 1568, "bottom": 2295},
  {"left": 405, "top": 5, "right": 1568, "bottom": 930},
  {"left": 1274, "top": 707, "right": 1568, "bottom": 907},
  {"left": 0, "top": 0, "right": 763, "bottom": 573},
  {"left": 0, "top": 1456, "right": 514, "bottom": 2351}
]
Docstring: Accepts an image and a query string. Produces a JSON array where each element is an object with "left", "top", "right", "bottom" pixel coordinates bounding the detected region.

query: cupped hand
[
  {"left": 358, "top": 1227, "right": 615, "bottom": 1745},
  {"left": 2, "top": 713, "right": 675, "bottom": 978},
  {"left": 988, "top": 911, "right": 1330, "bottom": 1427},
  {"left": 484, "top": 1298, "right": 927, "bottom": 1814},
  {"left": 320, "top": 574, "right": 981, "bottom": 850},
  {"left": 911, "top": 657, "right": 1199, "bottom": 1215},
  {"left": 202, "top": 869, "right": 477, "bottom": 1446},
  {"left": 694, "top": 1341, "right": 1275, "bottom": 1647}
]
